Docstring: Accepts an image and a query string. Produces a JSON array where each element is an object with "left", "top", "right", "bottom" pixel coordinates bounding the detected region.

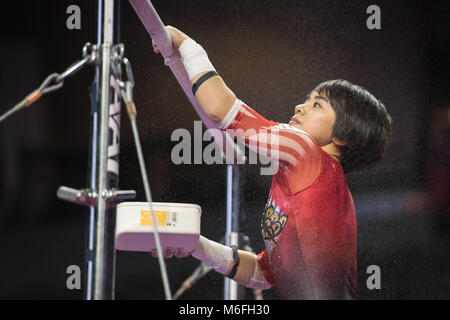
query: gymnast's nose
[{"left": 295, "top": 103, "right": 306, "bottom": 115}]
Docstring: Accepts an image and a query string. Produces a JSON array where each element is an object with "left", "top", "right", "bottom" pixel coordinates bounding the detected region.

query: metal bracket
[{"left": 57, "top": 186, "right": 136, "bottom": 207}]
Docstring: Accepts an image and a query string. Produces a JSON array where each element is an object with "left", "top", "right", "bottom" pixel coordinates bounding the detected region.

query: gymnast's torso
[
  {"left": 219, "top": 99, "right": 357, "bottom": 299},
  {"left": 260, "top": 149, "right": 357, "bottom": 299}
]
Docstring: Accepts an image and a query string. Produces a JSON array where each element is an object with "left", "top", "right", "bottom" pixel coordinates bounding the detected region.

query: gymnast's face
[{"left": 289, "top": 91, "right": 337, "bottom": 146}]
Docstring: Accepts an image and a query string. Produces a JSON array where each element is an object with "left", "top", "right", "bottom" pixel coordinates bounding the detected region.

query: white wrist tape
[
  {"left": 247, "top": 256, "right": 273, "bottom": 290},
  {"left": 179, "top": 38, "right": 216, "bottom": 81},
  {"left": 192, "top": 236, "right": 233, "bottom": 275}
]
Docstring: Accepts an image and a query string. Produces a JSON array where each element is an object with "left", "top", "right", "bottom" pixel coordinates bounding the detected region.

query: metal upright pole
[
  {"left": 224, "top": 164, "right": 243, "bottom": 300},
  {"left": 56, "top": 0, "right": 135, "bottom": 300},
  {"left": 85, "top": 0, "right": 121, "bottom": 300}
]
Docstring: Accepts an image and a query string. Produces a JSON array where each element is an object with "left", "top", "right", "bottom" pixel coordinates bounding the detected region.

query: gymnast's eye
[{"left": 313, "top": 102, "right": 321, "bottom": 108}]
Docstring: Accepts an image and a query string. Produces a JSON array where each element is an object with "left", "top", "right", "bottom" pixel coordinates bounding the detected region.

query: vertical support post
[
  {"left": 85, "top": 0, "right": 121, "bottom": 300},
  {"left": 224, "top": 164, "right": 242, "bottom": 300}
]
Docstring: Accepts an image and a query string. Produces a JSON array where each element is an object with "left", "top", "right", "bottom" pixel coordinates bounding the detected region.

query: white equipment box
[{"left": 115, "top": 202, "right": 201, "bottom": 253}]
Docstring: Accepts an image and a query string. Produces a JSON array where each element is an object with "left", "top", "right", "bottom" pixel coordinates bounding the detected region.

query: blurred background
[{"left": 0, "top": 0, "right": 448, "bottom": 300}]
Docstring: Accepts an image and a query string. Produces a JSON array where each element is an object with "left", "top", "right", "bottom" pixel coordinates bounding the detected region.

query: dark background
[{"left": 0, "top": 0, "right": 449, "bottom": 300}]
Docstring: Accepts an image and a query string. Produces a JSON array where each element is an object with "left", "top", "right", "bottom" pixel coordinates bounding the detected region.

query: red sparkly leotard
[{"left": 219, "top": 99, "right": 357, "bottom": 299}]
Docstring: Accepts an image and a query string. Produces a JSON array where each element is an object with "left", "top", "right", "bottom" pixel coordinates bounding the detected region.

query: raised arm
[
  {"left": 153, "top": 26, "right": 322, "bottom": 189},
  {"left": 153, "top": 26, "right": 236, "bottom": 123}
]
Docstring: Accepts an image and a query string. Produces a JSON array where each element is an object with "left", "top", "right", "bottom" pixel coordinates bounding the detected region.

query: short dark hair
[{"left": 314, "top": 79, "right": 392, "bottom": 174}]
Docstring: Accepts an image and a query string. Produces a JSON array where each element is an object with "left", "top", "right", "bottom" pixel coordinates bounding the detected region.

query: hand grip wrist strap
[
  {"left": 192, "top": 71, "right": 219, "bottom": 95},
  {"left": 226, "top": 245, "right": 240, "bottom": 279}
]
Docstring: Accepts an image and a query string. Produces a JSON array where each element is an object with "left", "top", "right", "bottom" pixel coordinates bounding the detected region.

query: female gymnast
[{"left": 153, "top": 26, "right": 392, "bottom": 300}]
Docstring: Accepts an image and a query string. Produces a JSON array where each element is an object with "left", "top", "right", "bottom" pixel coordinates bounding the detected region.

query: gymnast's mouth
[{"left": 289, "top": 117, "right": 301, "bottom": 125}]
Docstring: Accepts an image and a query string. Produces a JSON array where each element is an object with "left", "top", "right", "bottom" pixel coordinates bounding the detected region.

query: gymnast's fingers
[
  {"left": 164, "top": 247, "right": 175, "bottom": 258},
  {"left": 175, "top": 248, "right": 184, "bottom": 258},
  {"left": 165, "top": 25, "right": 189, "bottom": 49},
  {"left": 152, "top": 39, "right": 160, "bottom": 54}
]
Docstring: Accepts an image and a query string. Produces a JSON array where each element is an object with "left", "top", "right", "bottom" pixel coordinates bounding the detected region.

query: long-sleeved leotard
[{"left": 219, "top": 99, "right": 357, "bottom": 299}]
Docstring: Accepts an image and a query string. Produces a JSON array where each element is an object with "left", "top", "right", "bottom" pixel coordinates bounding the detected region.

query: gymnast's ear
[{"left": 332, "top": 137, "right": 347, "bottom": 146}]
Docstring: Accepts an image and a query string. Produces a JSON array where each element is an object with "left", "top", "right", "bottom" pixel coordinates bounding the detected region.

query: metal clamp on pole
[
  {"left": 57, "top": 186, "right": 136, "bottom": 207},
  {"left": 57, "top": 186, "right": 98, "bottom": 207},
  {"left": 103, "top": 189, "right": 137, "bottom": 206}
]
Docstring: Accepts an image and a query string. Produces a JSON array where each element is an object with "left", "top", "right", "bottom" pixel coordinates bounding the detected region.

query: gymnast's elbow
[
  {"left": 207, "top": 97, "right": 236, "bottom": 123},
  {"left": 196, "top": 85, "right": 237, "bottom": 123}
]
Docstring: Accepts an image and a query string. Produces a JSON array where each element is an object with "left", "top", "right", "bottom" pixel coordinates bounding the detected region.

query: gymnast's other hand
[{"left": 152, "top": 25, "right": 190, "bottom": 54}]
